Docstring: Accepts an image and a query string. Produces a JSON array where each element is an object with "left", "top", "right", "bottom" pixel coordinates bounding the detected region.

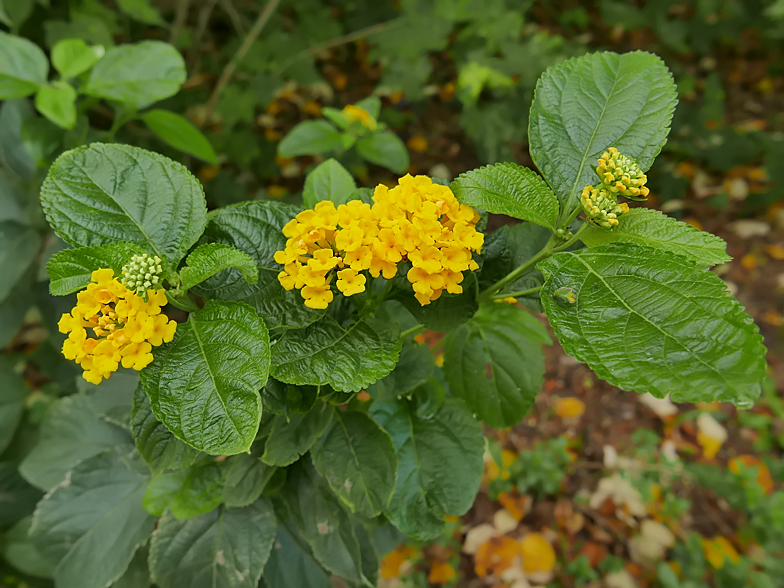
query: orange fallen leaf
[
  {"left": 740, "top": 253, "right": 761, "bottom": 271},
  {"left": 682, "top": 217, "right": 703, "bottom": 230},
  {"left": 520, "top": 532, "right": 556, "bottom": 574},
  {"left": 380, "top": 544, "right": 417, "bottom": 579},
  {"left": 580, "top": 541, "right": 608, "bottom": 567},
  {"left": 702, "top": 536, "right": 740, "bottom": 569},
  {"left": 428, "top": 560, "right": 457, "bottom": 584},
  {"left": 474, "top": 535, "right": 522, "bottom": 578},
  {"left": 696, "top": 413, "right": 727, "bottom": 460},
  {"left": 555, "top": 397, "right": 586, "bottom": 419},
  {"left": 729, "top": 454, "right": 774, "bottom": 495},
  {"left": 765, "top": 243, "right": 784, "bottom": 260},
  {"left": 484, "top": 449, "right": 517, "bottom": 484},
  {"left": 302, "top": 100, "right": 322, "bottom": 117},
  {"left": 498, "top": 490, "right": 532, "bottom": 522},
  {"left": 407, "top": 135, "right": 429, "bottom": 153},
  {"left": 198, "top": 165, "right": 221, "bottom": 184},
  {"left": 356, "top": 391, "right": 370, "bottom": 402}
]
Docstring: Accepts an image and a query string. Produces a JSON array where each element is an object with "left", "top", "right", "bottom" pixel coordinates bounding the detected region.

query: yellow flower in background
[
  {"left": 275, "top": 175, "right": 483, "bottom": 309},
  {"left": 57, "top": 269, "right": 177, "bottom": 384},
  {"left": 702, "top": 536, "right": 740, "bottom": 569},
  {"left": 341, "top": 104, "right": 377, "bottom": 131}
]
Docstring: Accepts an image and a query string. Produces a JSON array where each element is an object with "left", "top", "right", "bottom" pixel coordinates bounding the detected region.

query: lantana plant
[{"left": 22, "top": 51, "right": 766, "bottom": 588}]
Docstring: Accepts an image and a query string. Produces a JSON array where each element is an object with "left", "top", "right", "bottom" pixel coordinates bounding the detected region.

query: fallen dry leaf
[
  {"left": 729, "top": 454, "right": 775, "bottom": 495},
  {"left": 428, "top": 560, "right": 457, "bottom": 584},
  {"left": 380, "top": 544, "right": 417, "bottom": 579},
  {"left": 555, "top": 397, "right": 586, "bottom": 419},
  {"left": 696, "top": 413, "right": 727, "bottom": 460},
  {"left": 474, "top": 535, "right": 522, "bottom": 578},
  {"left": 520, "top": 532, "right": 556, "bottom": 582}
]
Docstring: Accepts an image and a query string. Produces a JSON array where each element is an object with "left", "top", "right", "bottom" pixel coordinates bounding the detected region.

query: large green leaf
[
  {"left": 149, "top": 501, "right": 276, "bottom": 588},
  {"left": 355, "top": 130, "right": 410, "bottom": 174},
  {"left": 222, "top": 443, "right": 276, "bottom": 507},
  {"left": 370, "top": 399, "right": 484, "bottom": 540},
  {"left": 0, "top": 463, "right": 42, "bottom": 527},
  {"left": 168, "top": 460, "right": 228, "bottom": 519},
  {"left": 140, "top": 300, "right": 270, "bottom": 455},
  {"left": 31, "top": 449, "right": 156, "bottom": 588},
  {"left": 3, "top": 516, "right": 55, "bottom": 579},
  {"left": 131, "top": 385, "right": 200, "bottom": 475},
  {"left": 20, "top": 394, "right": 132, "bottom": 491},
  {"left": 51, "top": 38, "right": 105, "bottom": 80},
  {"left": 271, "top": 317, "right": 401, "bottom": 392},
  {"left": 261, "top": 402, "right": 333, "bottom": 466},
  {"left": 367, "top": 341, "right": 434, "bottom": 401},
  {"left": 141, "top": 109, "right": 218, "bottom": 164},
  {"left": 84, "top": 41, "right": 186, "bottom": 108},
  {"left": 194, "top": 200, "right": 324, "bottom": 330},
  {"left": 443, "top": 304, "right": 551, "bottom": 428},
  {"left": 179, "top": 243, "right": 257, "bottom": 292},
  {"left": 40, "top": 143, "right": 207, "bottom": 268},
  {"left": 579, "top": 208, "right": 730, "bottom": 266},
  {"left": 47, "top": 242, "right": 148, "bottom": 295},
  {"left": 263, "top": 525, "right": 332, "bottom": 588},
  {"left": 538, "top": 244, "right": 767, "bottom": 404},
  {"left": 143, "top": 469, "right": 188, "bottom": 517},
  {"left": 451, "top": 163, "right": 559, "bottom": 230},
  {"left": 278, "top": 120, "right": 343, "bottom": 157},
  {"left": 0, "top": 220, "right": 41, "bottom": 302},
  {"left": 529, "top": 51, "right": 677, "bottom": 209},
  {"left": 311, "top": 409, "right": 397, "bottom": 517},
  {"left": 0, "top": 357, "right": 26, "bottom": 453},
  {"left": 283, "top": 464, "right": 369, "bottom": 584},
  {"left": 395, "top": 273, "right": 479, "bottom": 332},
  {"left": 0, "top": 31, "right": 48, "bottom": 99},
  {"left": 302, "top": 158, "right": 357, "bottom": 208}
]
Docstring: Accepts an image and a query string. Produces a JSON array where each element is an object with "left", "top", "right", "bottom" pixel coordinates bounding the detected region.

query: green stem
[
  {"left": 557, "top": 203, "right": 583, "bottom": 231},
  {"left": 490, "top": 285, "right": 543, "bottom": 300},
  {"left": 166, "top": 291, "right": 201, "bottom": 313},
  {"left": 400, "top": 324, "right": 425, "bottom": 340}
]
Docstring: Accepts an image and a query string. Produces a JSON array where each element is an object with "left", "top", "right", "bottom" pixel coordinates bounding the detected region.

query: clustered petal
[
  {"left": 121, "top": 253, "right": 163, "bottom": 297},
  {"left": 58, "top": 268, "right": 177, "bottom": 384},
  {"left": 275, "top": 175, "right": 483, "bottom": 308},
  {"left": 581, "top": 147, "right": 648, "bottom": 229}
]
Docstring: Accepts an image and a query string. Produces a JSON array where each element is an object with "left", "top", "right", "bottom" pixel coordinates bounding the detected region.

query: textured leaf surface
[
  {"left": 278, "top": 120, "right": 343, "bottom": 157},
  {"left": 264, "top": 526, "right": 332, "bottom": 588},
  {"left": 194, "top": 201, "right": 323, "bottom": 330},
  {"left": 140, "top": 300, "right": 270, "bottom": 455},
  {"left": 31, "top": 449, "right": 155, "bottom": 588},
  {"left": 302, "top": 158, "right": 356, "bottom": 208},
  {"left": 311, "top": 409, "right": 397, "bottom": 517},
  {"left": 169, "top": 460, "right": 228, "bottom": 520},
  {"left": 47, "top": 242, "right": 147, "bottom": 295},
  {"left": 0, "top": 221, "right": 41, "bottom": 302},
  {"left": 20, "top": 394, "right": 132, "bottom": 490},
  {"left": 0, "top": 357, "right": 26, "bottom": 453},
  {"left": 356, "top": 130, "right": 410, "bottom": 174},
  {"left": 271, "top": 317, "right": 401, "bottom": 392},
  {"left": 149, "top": 501, "right": 276, "bottom": 588},
  {"left": 370, "top": 399, "right": 484, "bottom": 540},
  {"left": 142, "top": 109, "right": 218, "bottom": 163},
  {"left": 538, "top": 244, "right": 766, "bottom": 404},
  {"left": 222, "top": 444, "right": 275, "bottom": 507},
  {"left": 529, "top": 51, "right": 677, "bottom": 208},
  {"left": 444, "top": 304, "right": 551, "bottom": 428},
  {"left": 131, "top": 385, "right": 200, "bottom": 474},
  {"left": 261, "top": 402, "right": 333, "bottom": 466},
  {"left": 40, "top": 143, "right": 207, "bottom": 267},
  {"left": 84, "top": 41, "right": 186, "bottom": 108},
  {"left": 0, "top": 31, "right": 48, "bottom": 98},
  {"left": 580, "top": 208, "right": 730, "bottom": 266},
  {"left": 451, "top": 163, "right": 559, "bottom": 230},
  {"left": 179, "top": 243, "right": 257, "bottom": 292}
]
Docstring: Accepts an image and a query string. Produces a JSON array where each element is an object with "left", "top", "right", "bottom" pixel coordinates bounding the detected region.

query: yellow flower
[
  {"left": 341, "top": 104, "right": 377, "bottom": 131},
  {"left": 301, "top": 284, "right": 333, "bottom": 309},
  {"left": 336, "top": 268, "right": 366, "bottom": 296}
]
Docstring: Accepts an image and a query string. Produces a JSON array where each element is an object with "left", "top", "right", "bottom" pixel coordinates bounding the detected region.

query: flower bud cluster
[
  {"left": 121, "top": 253, "right": 163, "bottom": 297},
  {"left": 581, "top": 148, "right": 648, "bottom": 229}
]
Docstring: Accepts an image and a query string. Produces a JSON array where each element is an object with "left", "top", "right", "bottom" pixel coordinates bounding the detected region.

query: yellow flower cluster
[
  {"left": 275, "top": 175, "right": 483, "bottom": 308},
  {"left": 342, "top": 104, "right": 377, "bottom": 131},
  {"left": 581, "top": 147, "right": 648, "bottom": 229},
  {"left": 58, "top": 269, "right": 177, "bottom": 384}
]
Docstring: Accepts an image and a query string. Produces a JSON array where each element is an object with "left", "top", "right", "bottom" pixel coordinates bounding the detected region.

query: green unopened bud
[
  {"left": 595, "top": 147, "right": 650, "bottom": 200},
  {"left": 122, "top": 253, "right": 164, "bottom": 297},
  {"left": 580, "top": 185, "right": 630, "bottom": 230}
]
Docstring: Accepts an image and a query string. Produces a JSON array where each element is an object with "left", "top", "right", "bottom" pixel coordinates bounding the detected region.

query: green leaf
[
  {"left": 283, "top": 464, "right": 368, "bottom": 584},
  {"left": 117, "top": 0, "right": 166, "bottom": 25},
  {"left": 169, "top": 460, "right": 228, "bottom": 519},
  {"left": 179, "top": 243, "right": 257, "bottom": 292},
  {"left": 451, "top": 163, "right": 559, "bottom": 230},
  {"left": 40, "top": 143, "right": 207, "bottom": 268},
  {"left": 143, "top": 469, "right": 187, "bottom": 516},
  {"left": 264, "top": 526, "right": 332, "bottom": 588},
  {"left": 395, "top": 273, "right": 479, "bottom": 332},
  {"left": 112, "top": 545, "right": 151, "bottom": 588},
  {"left": 444, "top": 304, "right": 551, "bottom": 428},
  {"left": 0, "top": 463, "right": 42, "bottom": 527},
  {"left": 0, "top": 358, "right": 28, "bottom": 454},
  {"left": 354, "top": 96, "right": 381, "bottom": 119},
  {"left": 222, "top": 443, "right": 276, "bottom": 507},
  {"left": 149, "top": 501, "right": 276, "bottom": 588},
  {"left": 302, "top": 158, "right": 357, "bottom": 208},
  {"left": 131, "top": 385, "right": 200, "bottom": 474},
  {"left": 311, "top": 409, "right": 397, "bottom": 517},
  {"left": 579, "top": 208, "right": 731, "bottom": 266},
  {"left": 31, "top": 449, "right": 156, "bottom": 588},
  {"left": 35, "top": 82, "right": 78, "bottom": 130},
  {"left": 51, "top": 38, "right": 105, "bottom": 79},
  {"left": 356, "top": 130, "right": 410, "bottom": 174},
  {"left": 47, "top": 242, "right": 147, "bottom": 296},
  {"left": 370, "top": 399, "right": 484, "bottom": 540},
  {"left": 278, "top": 120, "right": 343, "bottom": 158},
  {"left": 261, "top": 379, "right": 319, "bottom": 416},
  {"left": 0, "top": 221, "right": 40, "bottom": 303},
  {"left": 140, "top": 300, "right": 270, "bottom": 455},
  {"left": 141, "top": 109, "right": 218, "bottom": 164},
  {"left": 84, "top": 41, "right": 186, "bottom": 108},
  {"left": 194, "top": 200, "right": 324, "bottom": 330},
  {"left": 20, "top": 394, "right": 132, "bottom": 491},
  {"left": 261, "top": 402, "right": 333, "bottom": 466},
  {"left": 271, "top": 317, "right": 401, "bottom": 393},
  {"left": 3, "top": 516, "right": 56, "bottom": 579},
  {"left": 0, "top": 31, "right": 48, "bottom": 99},
  {"left": 538, "top": 244, "right": 767, "bottom": 404},
  {"left": 529, "top": 51, "right": 677, "bottom": 208},
  {"left": 367, "top": 341, "right": 434, "bottom": 401}
]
